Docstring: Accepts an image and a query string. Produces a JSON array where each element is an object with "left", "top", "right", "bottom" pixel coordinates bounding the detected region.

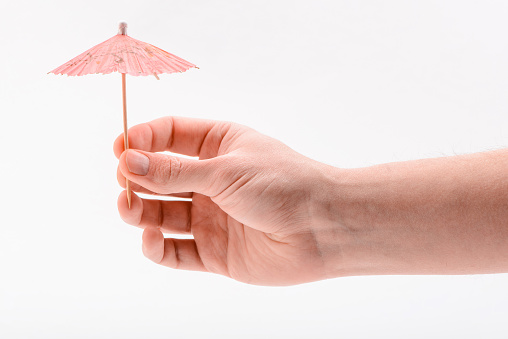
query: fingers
[
  {"left": 119, "top": 193, "right": 208, "bottom": 271},
  {"left": 118, "top": 149, "right": 219, "bottom": 196},
  {"left": 142, "top": 227, "right": 207, "bottom": 271},
  {"left": 117, "top": 190, "right": 192, "bottom": 235},
  {"left": 114, "top": 116, "right": 234, "bottom": 159}
]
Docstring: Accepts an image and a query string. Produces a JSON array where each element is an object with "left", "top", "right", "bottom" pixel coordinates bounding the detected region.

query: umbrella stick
[{"left": 122, "top": 73, "right": 132, "bottom": 208}]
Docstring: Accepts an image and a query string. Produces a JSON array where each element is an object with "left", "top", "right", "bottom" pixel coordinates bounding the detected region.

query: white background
[{"left": 1, "top": 0, "right": 508, "bottom": 338}]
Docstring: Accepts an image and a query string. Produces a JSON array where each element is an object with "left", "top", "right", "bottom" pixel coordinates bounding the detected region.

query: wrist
[
  {"left": 311, "top": 163, "right": 404, "bottom": 279},
  {"left": 308, "top": 164, "right": 367, "bottom": 279}
]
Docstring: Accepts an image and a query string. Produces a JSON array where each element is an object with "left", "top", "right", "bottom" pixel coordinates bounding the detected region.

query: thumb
[{"left": 119, "top": 149, "right": 218, "bottom": 196}]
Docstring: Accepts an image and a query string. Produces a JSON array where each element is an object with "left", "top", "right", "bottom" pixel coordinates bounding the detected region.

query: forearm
[{"left": 323, "top": 149, "right": 508, "bottom": 277}]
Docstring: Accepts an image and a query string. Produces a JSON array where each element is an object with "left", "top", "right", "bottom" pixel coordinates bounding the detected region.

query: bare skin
[{"left": 114, "top": 117, "right": 508, "bottom": 286}]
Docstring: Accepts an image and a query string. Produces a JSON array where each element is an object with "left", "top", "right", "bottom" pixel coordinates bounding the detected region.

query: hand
[
  {"left": 114, "top": 117, "right": 345, "bottom": 286},
  {"left": 115, "top": 117, "right": 508, "bottom": 284}
]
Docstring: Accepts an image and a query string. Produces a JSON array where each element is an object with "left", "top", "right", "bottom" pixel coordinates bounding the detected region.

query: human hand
[{"left": 114, "top": 117, "right": 346, "bottom": 286}]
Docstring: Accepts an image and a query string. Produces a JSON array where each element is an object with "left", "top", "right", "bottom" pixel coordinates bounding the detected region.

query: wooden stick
[{"left": 122, "top": 73, "right": 132, "bottom": 208}]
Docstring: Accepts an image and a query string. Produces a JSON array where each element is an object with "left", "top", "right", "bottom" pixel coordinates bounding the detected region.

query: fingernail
[{"left": 126, "top": 151, "right": 149, "bottom": 175}]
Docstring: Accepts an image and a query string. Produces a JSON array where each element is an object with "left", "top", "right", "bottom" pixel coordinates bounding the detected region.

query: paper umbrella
[{"left": 49, "top": 22, "right": 198, "bottom": 207}]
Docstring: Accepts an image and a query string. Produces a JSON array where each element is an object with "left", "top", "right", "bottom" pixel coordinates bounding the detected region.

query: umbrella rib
[
  {"left": 86, "top": 42, "right": 103, "bottom": 74},
  {"left": 128, "top": 37, "right": 151, "bottom": 75},
  {"left": 151, "top": 43, "right": 195, "bottom": 65},
  {"left": 152, "top": 50, "right": 193, "bottom": 74},
  {"left": 151, "top": 53, "right": 179, "bottom": 74},
  {"left": 148, "top": 45, "right": 183, "bottom": 72},
  {"left": 57, "top": 48, "right": 93, "bottom": 75},
  {"left": 116, "top": 36, "right": 123, "bottom": 74},
  {"left": 124, "top": 37, "right": 133, "bottom": 74},
  {"left": 133, "top": 38, "right": 155, "bottom": 76},
  {"left": 116, "top": 37, "right": 125, "bottom": 73},
  {"left": 67, "top": 51, "right": 94, "bottom": 76},
  {"left": 98, "top": 38, "right": 116, "bottom": 74},
  {"left": 123, "top": 36, "right": 136, "bottom": 75},
  {"left": 154, "top": 45, "right": 197, "bottom": 72},
  {"left": 130, "top": 38, "right": 146, "bottom": 75}
]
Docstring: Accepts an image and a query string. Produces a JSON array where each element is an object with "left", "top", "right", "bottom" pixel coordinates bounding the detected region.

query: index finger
[{"left": 113, "top": 116, "right": 233, "bottom": 159}]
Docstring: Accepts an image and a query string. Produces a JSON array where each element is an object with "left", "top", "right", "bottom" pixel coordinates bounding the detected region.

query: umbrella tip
[{"left": 118, "top": 22, "right": 128, "bottom": 35}]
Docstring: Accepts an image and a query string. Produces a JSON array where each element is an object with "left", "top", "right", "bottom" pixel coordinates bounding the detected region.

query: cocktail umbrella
[{"left": 50, "top": 22, "right": 198, "bottom": 207}]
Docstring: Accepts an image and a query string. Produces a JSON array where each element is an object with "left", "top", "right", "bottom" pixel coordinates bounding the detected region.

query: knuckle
[{"left": 153, "top": 155, "right": 183, "bottom": 188}]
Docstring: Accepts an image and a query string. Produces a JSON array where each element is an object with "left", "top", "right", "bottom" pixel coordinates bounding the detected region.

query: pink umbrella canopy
[
  {"left": 50, "top": 22, "right": 197, "bottom": 78},
  {"left": 49, "top": 23, "right": 198, "bottom": 208}
]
